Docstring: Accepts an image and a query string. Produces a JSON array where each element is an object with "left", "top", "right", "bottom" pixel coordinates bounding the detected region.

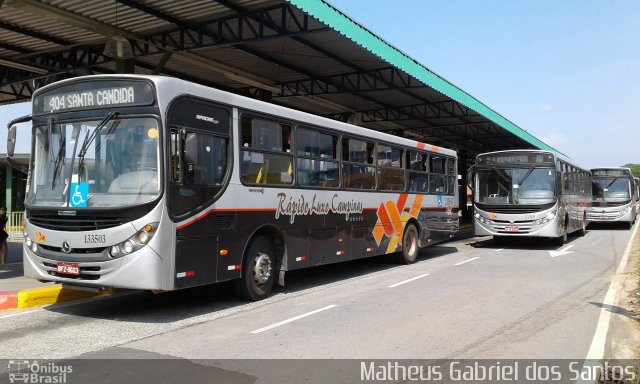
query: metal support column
[
  {"left": 5, "top": 165, "right": 12, "bottom": 212},
  {"left": 458, "top": 152, "right": 471, "bottom": 221}
]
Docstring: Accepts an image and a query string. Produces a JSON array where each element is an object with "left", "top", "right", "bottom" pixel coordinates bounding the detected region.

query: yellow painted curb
[{"left": 17, "top": 286, "right": 115, "bottom": 309}]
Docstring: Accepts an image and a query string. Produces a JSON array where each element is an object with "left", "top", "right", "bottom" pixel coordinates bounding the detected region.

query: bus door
[{"left": 166, "top": 97, "right": 232, "bottom": 288}]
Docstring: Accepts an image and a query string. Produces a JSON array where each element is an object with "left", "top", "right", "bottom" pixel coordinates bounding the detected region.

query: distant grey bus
[
  {"left": 587, "top": 168, "right": 637, "bottom": 228},
  {"left": 470, "top": 150, "right": 591, "bottom": 244}
]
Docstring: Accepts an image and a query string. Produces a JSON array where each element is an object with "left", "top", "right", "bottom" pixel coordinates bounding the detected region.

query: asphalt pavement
[{"left": 0, "top": 225, "right": 637, "bottom": 384}]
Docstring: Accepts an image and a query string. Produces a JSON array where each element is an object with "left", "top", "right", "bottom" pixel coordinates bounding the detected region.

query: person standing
[{"left": 0, "top": 206, "right": 7, "bottom": 265}]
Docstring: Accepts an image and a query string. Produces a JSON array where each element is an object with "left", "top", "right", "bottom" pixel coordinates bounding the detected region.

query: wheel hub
[
  {"left": 253, "top": 252, "right": 272, "bottom": 285},
  {"left": 405, "top": 231, "right": 417, "bottom": 257}
]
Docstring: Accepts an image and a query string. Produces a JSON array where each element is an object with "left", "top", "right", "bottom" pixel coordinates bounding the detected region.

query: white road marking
[
  {"left": 582, "top": 222, "right": 638, "bottom": 370},
  {"left": 387, "top": 273, "right": 430, "bottom": 288},
  {"left": 0, "top": 308, "right": 43, "bottom": 320},
  {"left": 250, "top": 305, "right": 337, "bottom": 334},
  {"left": 454, "top": 257, "right": 480, "bottom": 266},
  {"left": 549, "top": 244, "right": 575, "bottom": 257},
  {"left": 495, "top": 248, "right": 505, "bottom": 252}
]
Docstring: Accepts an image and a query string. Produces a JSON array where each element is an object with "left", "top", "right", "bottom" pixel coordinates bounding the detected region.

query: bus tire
[
  {"left": 233, "top": 236, "right": 275, "bottom": 301},
  {"left": 554, "top": 218, "right": 568, "bottom": 245},
  {"left": 578, "top": 214, "right": 586, "bottom": 237},
  {"left": 396, "top": 224, "right": 419, "bottom": 264}
]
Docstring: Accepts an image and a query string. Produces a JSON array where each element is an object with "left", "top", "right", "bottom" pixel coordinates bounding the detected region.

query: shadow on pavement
[{"left": 41, "top": 244, "right": 459, "bottom": 324}]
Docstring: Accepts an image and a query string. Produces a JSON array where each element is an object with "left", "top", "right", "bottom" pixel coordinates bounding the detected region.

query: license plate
[
  {"left": 601, "top": 216, "right": 607, "bottom": 220},
  {"left": 56, "top": 262, "right": 80, "bottom": 276},
  {"left": 505, "top": 226, "right": 520, "bottom": 232}
]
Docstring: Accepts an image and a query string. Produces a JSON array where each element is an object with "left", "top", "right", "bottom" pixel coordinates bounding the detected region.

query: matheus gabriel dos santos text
[{"left": 360, "top": 361, "right": 637, "bottom": 382}]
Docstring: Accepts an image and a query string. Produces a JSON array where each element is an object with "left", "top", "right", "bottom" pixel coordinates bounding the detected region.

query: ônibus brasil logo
[{"left": 7, "top": 360, "right": 73, "bottom": 383}]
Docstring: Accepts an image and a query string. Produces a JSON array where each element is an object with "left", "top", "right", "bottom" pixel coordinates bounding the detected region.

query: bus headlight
[
  {"left": 26, "top": 236, "right": 33, "bottom": 247},
  {"left": 545, "top": 211, "right": 556, "bottom": 221},
  {"left": 109, "top": 223, "right": 158, "bottom": 258}
]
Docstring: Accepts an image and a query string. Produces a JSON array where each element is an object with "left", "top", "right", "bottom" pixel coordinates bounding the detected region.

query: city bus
[
  {"left": 469, "top": 150, "right": 591, "bottom": 245},
  {"left": 587, "top": 168, "right": 637, "bottom": 228},
  {"left": 635, "top": 177, "right": 640, "bottom": 212},
  {"left": 6, "top": 75, "right": 459, "bottom": 300}
]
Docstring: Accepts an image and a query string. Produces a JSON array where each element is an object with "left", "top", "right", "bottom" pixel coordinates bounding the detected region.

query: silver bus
[
  {"left": 470, "top": 150, "right": 591, "bottom": 245},
  {"left": 587, "top": 168, "right": 637, "bottom": 228},
  {"left": 7, "top": 75, "right": 459, "bottom": 300}
]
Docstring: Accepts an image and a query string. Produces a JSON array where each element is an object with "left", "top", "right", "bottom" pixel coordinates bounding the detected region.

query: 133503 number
[{"left": 84, "top": 234, "right": 106, "bottom": 244}]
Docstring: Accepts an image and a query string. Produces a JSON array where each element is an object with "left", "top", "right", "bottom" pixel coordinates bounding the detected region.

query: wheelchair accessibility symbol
[{"left": 69, "top": 182, "right": 88, "bottom": 208}]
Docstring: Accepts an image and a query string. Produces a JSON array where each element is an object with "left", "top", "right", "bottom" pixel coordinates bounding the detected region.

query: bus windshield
[
  {"left": 592, "top": 177, "right": 630, "bottom": 200},
  {"left": 28, "top": 116, "right": 161, "bottom": 208},
  {"left": 476, "top": 167, "right": 555, "bottom": 205}
]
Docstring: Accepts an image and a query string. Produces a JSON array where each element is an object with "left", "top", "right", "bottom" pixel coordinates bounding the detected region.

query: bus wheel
[
  {"left": 578, "top": 214, "right": 586, "bottom": 237},
  {"left": 234, "top": 236, "right": 275, "bottom": 301},
  {"left": 396, "top": 224, "right": 419, "bottom": 264},
  {"left": 554, "top": 220, "right": 568, "bottom": 245}
]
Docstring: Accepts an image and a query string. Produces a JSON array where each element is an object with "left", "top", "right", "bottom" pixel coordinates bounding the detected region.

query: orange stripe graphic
[{"left": 396, "top": 193, "right": 408, "bottom": 213}]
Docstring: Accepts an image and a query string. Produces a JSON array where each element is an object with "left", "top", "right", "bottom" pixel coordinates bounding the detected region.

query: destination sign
[
  {"left": 592, "top": 169, "right": 631, "bottom": 177},
  {"left": 34, "top": 80, "right": 154, "bottom": 114},
  {"left": 478, "top": 152, "right": 555, "bottom": 165}
]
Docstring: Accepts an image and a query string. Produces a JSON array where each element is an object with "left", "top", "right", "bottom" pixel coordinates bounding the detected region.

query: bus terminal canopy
[{"left": 0, "top": 0, "right": 554, "bottom": 161}]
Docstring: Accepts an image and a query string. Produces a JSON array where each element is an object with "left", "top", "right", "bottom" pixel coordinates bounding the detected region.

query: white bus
[
  {"left": 587, "top": 168, "right": 637, "bottom": 228},
  {"left": 470, "top": 150, "right": 591, "bottom": 245},
  {"left": 7, "top": 75, "right": 459, "bottom": 300}
]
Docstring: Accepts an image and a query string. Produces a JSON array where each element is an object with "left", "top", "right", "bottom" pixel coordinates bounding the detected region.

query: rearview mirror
[
  {"left": 6, "top": 114, "right": 32, "bottom": 158},
  {"left": 466, "top": 165, "right": 475, "bottom": 189},
  {"left": 7, "top": 125, "right": 16, "bottom": 157}
]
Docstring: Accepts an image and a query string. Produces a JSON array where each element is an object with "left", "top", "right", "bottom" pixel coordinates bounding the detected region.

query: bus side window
[
  {"left": 184, "top": 132, "right": 228, "bottom": 186},
  {"left": 240, "top": 116, "right": 293, "bottom": 186},
  {"left": 429, "top": 156, "right": 447, "bottom": 194}
]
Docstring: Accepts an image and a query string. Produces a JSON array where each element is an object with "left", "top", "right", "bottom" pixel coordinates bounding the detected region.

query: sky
[
  {"left": 1, "top": 0, "right": 639, "bottom": 168},
  {"left": 326, "top": 0, "right": 640, "bottom": 168}
]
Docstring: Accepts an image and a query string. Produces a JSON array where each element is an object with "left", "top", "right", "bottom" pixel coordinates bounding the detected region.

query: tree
[{"left": 622, "top": 164, "right": 640, "bottom": 177}]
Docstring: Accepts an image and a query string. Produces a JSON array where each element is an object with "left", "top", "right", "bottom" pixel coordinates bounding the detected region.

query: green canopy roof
[{"left": 288, "top": 0, "right": 554, "bottom": 151}]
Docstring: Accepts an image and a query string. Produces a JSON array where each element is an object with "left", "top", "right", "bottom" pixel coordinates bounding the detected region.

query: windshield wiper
[
  {"left": 605, "top": 177, "right": 620, "bottom": 189},
  {"left": 78, "top": 111, "right": 118, "bottom": 164},
  {"left": 517, "top": 165, "right": 536, "bottom": 186},
  {"left": 47, "top": 117, "right": 55, "bottom": 161},
  {"left": 51, "top": 141, "right": 66, "bottom": 190}
]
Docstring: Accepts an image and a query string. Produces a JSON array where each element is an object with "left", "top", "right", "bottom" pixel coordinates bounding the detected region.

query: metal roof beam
[
  {"left": 234, "top": 45, "right": 435, "bottom": 127},
  {"left": 0, "top": 20, "right": 72, "bottom": 45},
  {"left": 275, "top": 65, "right": 485, "bottom": 130},
  {"left": 3, "top": 0, "right": 282, "bottom": 93},
  {"left": 0, "top": 41, "right": 34, "bottom": 55},
  {"left": 211, "top": 0, "right": 443, "bottom": 121},
  {"left": 140, "top": 4, "right": 324, "bottom": 50},
  {"left": 215, "top": 0, "right": 245, "bottom": 14},
  {"left": 115, "top": 0, "right": 186, "bottom": 27},
  {"left": 333, "top": 101, "right": 483, "bottom": 123},
  {"left": 5, "top": 0, "right": 135, "bottom": 40},
  {"left": 276, "top": 67, "right": 426, "bottom": 95}
]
